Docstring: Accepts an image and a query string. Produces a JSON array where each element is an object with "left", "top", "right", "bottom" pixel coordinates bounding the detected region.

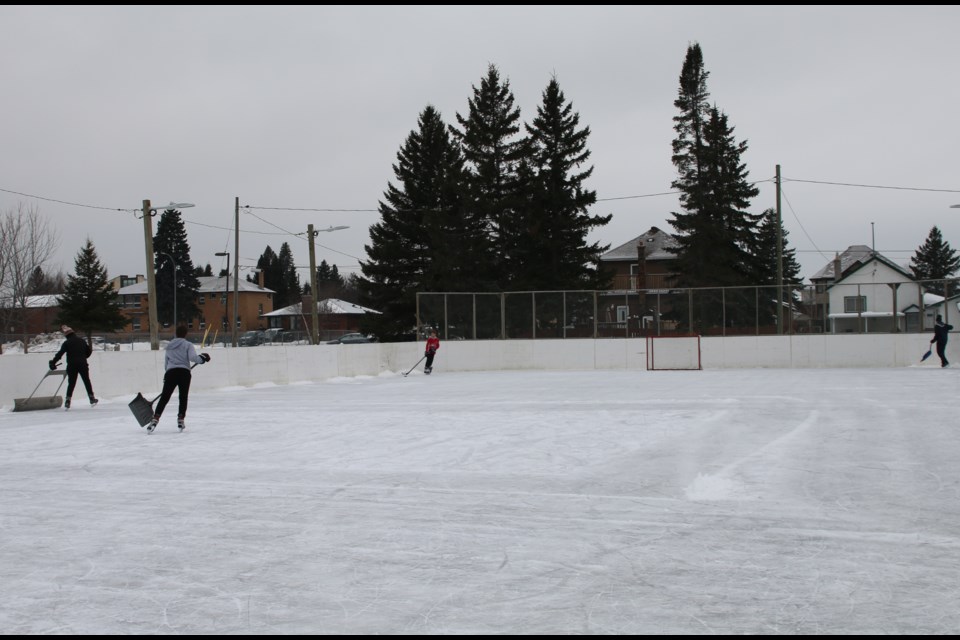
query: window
[
  {"left": 616, "top": 306, "right": 629, "bottom": 323},
  {"left": 844, "top": 296, "right": 866, "bottom": 313},
  {"left": 132, "top": 318, "right": 141, "bottom": 331},
  {"left": 199, "top": 295, "right": 205, "bottom": 305}
]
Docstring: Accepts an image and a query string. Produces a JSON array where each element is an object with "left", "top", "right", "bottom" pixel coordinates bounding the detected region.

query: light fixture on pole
[
  {"left": 142, "top": 200, "right": 194, "bottom": 350},
  {"left": 307, "top": 224, "right": 349, "bottom": 345},
  {"left": 158, "top": 252, "right": 178, "bottom": 328},
  {"left": 215, "top": 252, "right": 230, "bottom": 344}
]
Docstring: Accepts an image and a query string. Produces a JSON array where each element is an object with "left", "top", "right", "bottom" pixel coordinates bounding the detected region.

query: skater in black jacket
[
  {"left": 931, "top": 314, "right": 953, "bottom": 367},
  {"left": 49, "top": 325, "right": 97, "bottom": 409}
]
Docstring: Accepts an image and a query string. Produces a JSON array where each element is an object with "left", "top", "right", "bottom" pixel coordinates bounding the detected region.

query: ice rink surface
[{"left": 1, "top": 366, "right": 958, "bottom": 634}]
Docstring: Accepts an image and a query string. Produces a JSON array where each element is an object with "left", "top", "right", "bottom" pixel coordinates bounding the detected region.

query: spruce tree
[
  {"left": 515, "top": 75, "right": 611, "bottom": 290},
  {"left": 910, "top": 226, "right": 960, "bottom": 295},
  {"left": 668, "top": 44, "right": 760, "bottom": 290},
  {"left": 315, "top": 259, "right": 345, "bottom": 299},
  {"left": 276, "top": 242, "right": 300, "bottom": 308},
  {"left": 449, "top": 64, "right": 525, "bottom": 289},
  {"left": 361, "top": 104, "right": 471, "bottom": 339},
  {"left": 753, "top": 208, "right": 802, "bottom": 287},
  {"left": 254, "top": 245, "right": 280, "bottom": 292},
  {"left": 56, "top": 239, "right": 127, "bottom": 341},
  {"left": 153, "top": 208, "right": 201, "bottom": 326}
]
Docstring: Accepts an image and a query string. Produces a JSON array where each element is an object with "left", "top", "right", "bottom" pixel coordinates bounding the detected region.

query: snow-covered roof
[
  {"left": 117, "top": 276, "right": 275, "bottom": 295},
  {"left": 0, "top": 294, "right": 61, "bottom": 309},
  {"left": 263, "top": 298, "right": 380, "bottom": 317},
  {"left": 811, "top": 245, "right": 912, "bottom": 282},
  {"left": 600, "top": 226, "right": 679, "bottom": 262}
]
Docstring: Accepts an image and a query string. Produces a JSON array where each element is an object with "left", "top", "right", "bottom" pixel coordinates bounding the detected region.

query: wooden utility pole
[
  {"left": 233, "top": 197, "right": 239, "bottom": 347},
  {"left": 142, "top": 199, "right": 160, "bottom": 350},
  {"left": 776, "top": 164, "right": 783, "bottom": 335},
  {"left": 308, "top": 224, "right": 319, "bottom": 345}
]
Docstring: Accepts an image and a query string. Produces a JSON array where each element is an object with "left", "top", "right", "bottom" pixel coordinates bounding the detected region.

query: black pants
[
  {"left": 66, "top": 364, "right": 94, "bottom": 399},
  {"left": 936, "top": 340, "right": 949, "bottom": 366},
  {"left": 154, "top": 367, "right": 193, "bottom": 419},
  {"left": 425, "top": 351, "right": 436, "bottom": 369}
]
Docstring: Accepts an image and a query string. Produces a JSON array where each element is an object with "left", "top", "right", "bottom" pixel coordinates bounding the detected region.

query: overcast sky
[{"left": 2, "top": 5, "right": 959, "bottom": 286}]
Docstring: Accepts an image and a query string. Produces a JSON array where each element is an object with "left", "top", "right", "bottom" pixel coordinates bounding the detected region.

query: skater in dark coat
[
  {"left": 148, "top": 325, "right": 209, "bottom": 433},
  {"left": 424, "top": 329, "right": 440, "bottom": 374},
  {"left": 49, "top": 325, "right": 97, "bottom": 409},
  {"left": 931, "top": 314, "right": 953, "bottom": 367}
]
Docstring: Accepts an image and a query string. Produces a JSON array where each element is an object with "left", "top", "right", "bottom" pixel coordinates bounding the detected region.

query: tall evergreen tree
[
  {"left": 254, "top": 245, "right": 280, "bottom": 292},
  {"left": 361, "top": 104, "right": 472, "bottom": 339},
  {"left": 276, "top": 242, "right": 300, "bottom": 309},
  {"left": 153, "top": 208, "right": 201, "bottom": 326},
  {"left": 513, "top": 75, "right": 611, "bottom": 290},
  {"left": 56, "top": 239, "right": 127, "bottom": 341},
  {"left": 910, "top": 226, "right": 960, "bottom": 294},
  {"left": 450, "top": 64, "right": 525, "bottom": 289},
  {"left": 27, "top": 266, "right": 65, "bottom": 295},
  {"left": 668, "top": 44, "right": 760, "bottom": 290},
  {"left": 753, "top": 208, "right": 802, "bottom": 287},
  {"left": 315, "top": 259, "right": 345, "bottom": 299}
]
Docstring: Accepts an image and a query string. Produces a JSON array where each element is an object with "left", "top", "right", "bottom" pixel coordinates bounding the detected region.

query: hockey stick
[
  {"left": 402, "top": 355, "right": 427, "bottom": 377},
  {"left": 200, "top": 324, "right": 212, "bottom": 349}
]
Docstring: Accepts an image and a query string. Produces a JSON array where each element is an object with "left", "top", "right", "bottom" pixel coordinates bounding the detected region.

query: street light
[
  {"left": 158, "top": 252, "right": 177, "bottom": 328},
  {"left": 215, "top": 252, "right": 230, "bottom": 345},
  {"left": 307, "top": 224, "right": 350, "bottom": 344},
  {"left": 142, "top": 200, "right": 194, "bottom": 350}
]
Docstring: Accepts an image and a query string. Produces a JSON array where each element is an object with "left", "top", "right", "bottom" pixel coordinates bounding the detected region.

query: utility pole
[
  {"left": 308, "top": 224, "right": 319, "bottom": 345},
  {"left": 233, "top": 196, "right": 239, "bottom": 348},
  {"left": 142, "top": 199, "right": 160, "bottom": 350},
  {"left": 775, "top": 164, "right": 783, "bottom": 335}
]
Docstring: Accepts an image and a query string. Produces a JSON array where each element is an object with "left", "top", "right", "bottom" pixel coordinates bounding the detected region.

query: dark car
[
  {"left": 238, "top": 330, "right": 266, "bottom": 346},
  {"left": 326, "top": 333, "right": 376, "bottom": 345}
]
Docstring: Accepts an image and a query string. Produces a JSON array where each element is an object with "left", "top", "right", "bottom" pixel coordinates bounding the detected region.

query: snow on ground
[{"left": 1, "top": 366, "right": 958, "bottom": 634}]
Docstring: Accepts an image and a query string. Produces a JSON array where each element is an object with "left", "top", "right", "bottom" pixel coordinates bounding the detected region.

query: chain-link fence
[{"left": 417, "top": 278, "right": 958, "bottom": 341}]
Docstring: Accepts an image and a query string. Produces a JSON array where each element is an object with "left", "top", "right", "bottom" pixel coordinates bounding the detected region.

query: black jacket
[
  {"left": 52, "top": 333, "right": 92, "bottom": 368},
  {"left": 932, "top": 320, "right": 953, "bottom": 346}
]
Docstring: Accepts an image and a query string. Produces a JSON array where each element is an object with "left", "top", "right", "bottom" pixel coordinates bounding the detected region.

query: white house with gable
[{"left": 813, "top": 245, "right": 926, "bottom": 333}]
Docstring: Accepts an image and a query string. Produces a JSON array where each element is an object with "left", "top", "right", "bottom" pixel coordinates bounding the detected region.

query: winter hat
[{"left": 61, "top": 325, "right": 74, "bottom": 335}]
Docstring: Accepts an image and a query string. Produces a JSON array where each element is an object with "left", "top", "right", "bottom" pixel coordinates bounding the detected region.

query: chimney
[
  {"left": 258, "top": 270, "right": 265, "bottom": 289},
  {"left": 833, "top": 253, "right": 842, "bottom": 282},
  {"left": 636, "top": 233, "right": 649, "bottom": 290}
]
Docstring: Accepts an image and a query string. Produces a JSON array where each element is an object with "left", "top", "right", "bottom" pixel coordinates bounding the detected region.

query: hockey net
[{"left": 646, "top": 334, "right": 702, "bottom": 370}]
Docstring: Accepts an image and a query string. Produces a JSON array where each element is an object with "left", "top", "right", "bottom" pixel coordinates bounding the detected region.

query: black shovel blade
[{"left": 128, "top": 392, "right": 155, "bottom": 427}]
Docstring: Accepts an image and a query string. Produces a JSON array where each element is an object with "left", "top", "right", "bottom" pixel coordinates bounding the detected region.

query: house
[
  {"left": 809, "top": 245, "right": 926, "bottom": 333},
  {"left": 597, "top": 226, "right": 680, "bottom": 336},
  {"left": 116, "top": 275, "right": 275, "bottom": 335},
  {"left": 599, "top": 226, "right": 679, "bottom": 291},
  {"left": 262, "top": 297, "right": 380, "bottom": 341},
  {"left": 1, "top": 294, "right": 61, "bottom": 336}
]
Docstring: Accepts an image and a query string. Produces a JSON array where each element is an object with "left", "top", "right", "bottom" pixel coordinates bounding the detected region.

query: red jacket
[{"left": 425, "top": 336, "right": 440, "bottom": 354}]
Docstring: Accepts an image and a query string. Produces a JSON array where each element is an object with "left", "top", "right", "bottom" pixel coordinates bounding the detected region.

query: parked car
[
  {"left": 326, "top": 332, "right": 376, "bottom": 345},
  {"left": 238, "top": 330, "right": 266, "bottom": 346},
  {"left": 263, "top": 328, "right": 286, "bottom": 343}
]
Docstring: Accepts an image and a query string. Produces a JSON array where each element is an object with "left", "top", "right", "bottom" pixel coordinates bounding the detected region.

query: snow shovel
[
  {"left": 128, "top": 391, "right": 162, "bottom": 427},
  {"left": 921, "top": 347, "right": 934, "bottom": 362},
  {"left": 13, "top": 368, "right": 68, "bottom": 412}
]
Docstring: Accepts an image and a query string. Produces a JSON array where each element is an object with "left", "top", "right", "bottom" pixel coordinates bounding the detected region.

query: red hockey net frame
[{"left": 646, "top": 334, "right": 703, "bottom": 371}]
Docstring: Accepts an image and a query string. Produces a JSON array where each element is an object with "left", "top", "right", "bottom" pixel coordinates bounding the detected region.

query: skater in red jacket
[{"left": 424, "top": 329, "right": 440, "bottom": 374}]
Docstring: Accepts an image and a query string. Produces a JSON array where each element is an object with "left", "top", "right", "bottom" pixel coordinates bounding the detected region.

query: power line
[{"left": 783, "top": 178, "right": 960, "bottom": 193}]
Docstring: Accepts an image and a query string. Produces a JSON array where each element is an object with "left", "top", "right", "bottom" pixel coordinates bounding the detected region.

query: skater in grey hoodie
[{"left": 148, "top": 325, "right": 209, "bottom": 433}]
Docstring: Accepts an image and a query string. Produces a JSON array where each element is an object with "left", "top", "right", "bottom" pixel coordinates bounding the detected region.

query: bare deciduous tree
[{"left": 0, "top": 203, "right": 60, "bottom": 352}]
